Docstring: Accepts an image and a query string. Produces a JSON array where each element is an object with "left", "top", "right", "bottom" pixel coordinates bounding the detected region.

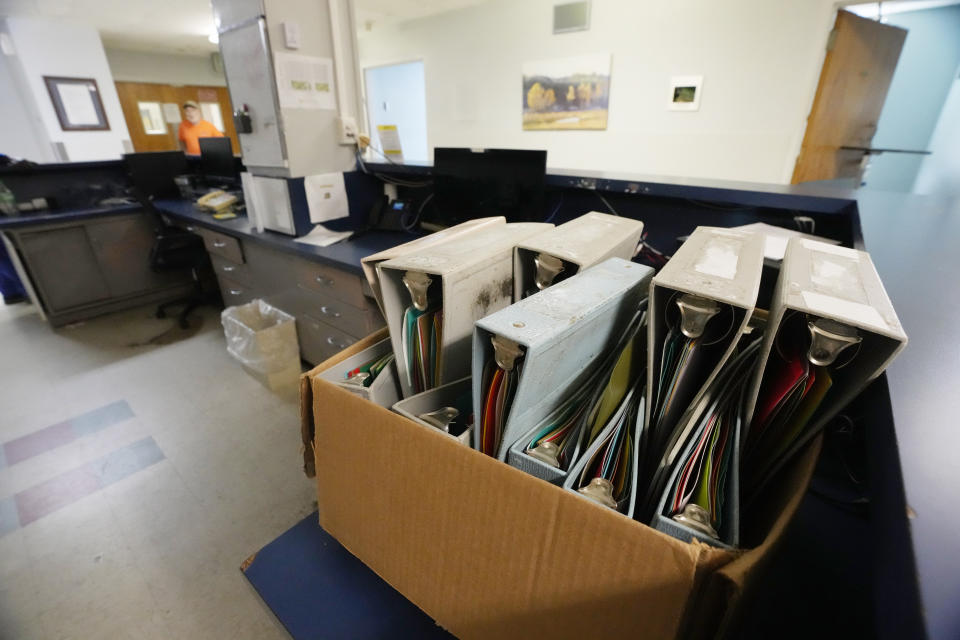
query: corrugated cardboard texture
[
  {"left": 302, "top": 334, "right": 821, "bottom": 639},
  {"left": 299, "top": 328, "right": 389, "bottom": 477},
  {"left": 310, "top": 372, "right": 732, "bottom": 639}
]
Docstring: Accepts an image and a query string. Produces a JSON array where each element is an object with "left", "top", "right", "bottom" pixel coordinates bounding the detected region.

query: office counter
[
  {"left": 2, "top": 159, "right": 952, "bottom": 637},
  {"left": 151, "top": 199, "right": 419, "bottom": 277}
]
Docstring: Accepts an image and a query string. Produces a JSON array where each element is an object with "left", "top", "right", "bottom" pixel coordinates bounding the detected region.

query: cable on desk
[{"left": 594, "top": 190, "right": 671, "bottom": 266}]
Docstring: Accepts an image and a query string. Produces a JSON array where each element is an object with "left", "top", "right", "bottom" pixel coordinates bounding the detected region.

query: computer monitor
[
  {"left": 198, "top": 137, "right": 236, "bottom": 181},
  {"left": 429, "top": 148, "right": 547, "bottom": 226},
  {"left": 123, "top": 151, "right": 188, "bottom": 200}
]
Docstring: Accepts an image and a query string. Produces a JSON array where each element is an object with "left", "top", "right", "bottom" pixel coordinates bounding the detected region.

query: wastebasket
[{"left": 221, "top": 299, "right": 301, "bottom": 392}]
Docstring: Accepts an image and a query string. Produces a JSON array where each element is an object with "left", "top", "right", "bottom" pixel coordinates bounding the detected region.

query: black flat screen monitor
[
  {"left": 429, "top": 148, "right": 547, "bottom": 225},
  {"left": 198, "top": 137, "right": 236, "bottom": 181},
  {"left": 123, "top": 151, "right": 188, "bottom": 200}
]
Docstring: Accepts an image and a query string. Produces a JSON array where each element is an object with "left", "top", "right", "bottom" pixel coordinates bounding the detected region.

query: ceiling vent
[{"left": 553, "top": 1, "right": 591, "bottom": 34}]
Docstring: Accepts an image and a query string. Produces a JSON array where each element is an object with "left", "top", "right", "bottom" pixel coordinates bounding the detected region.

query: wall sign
[
  {"left": 669, "top": 75, "right": 703, "bottom": 112},
  {"left": 43, "top": 76, "right": 110, "bottom": 131}
]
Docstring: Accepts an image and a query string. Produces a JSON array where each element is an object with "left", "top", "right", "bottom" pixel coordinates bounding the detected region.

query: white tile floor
[{"left": 0, "top": 302, "right": 316, "bottom": 639}]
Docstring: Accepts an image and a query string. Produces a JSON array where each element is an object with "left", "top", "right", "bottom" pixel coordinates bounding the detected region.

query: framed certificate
[{"left": 43, "top": 76, "right": 110, "bottom": 131}]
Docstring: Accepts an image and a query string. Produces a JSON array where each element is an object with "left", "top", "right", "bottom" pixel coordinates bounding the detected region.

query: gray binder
[
  {"left": 741, "top": 237, "right": 907, "bottom": 497},
  {"left": 513, "top": 212, "right": 644, "bottom": 299},
  {"left": 562, "top": 386, "right": 644, "bottom": 518},
  {"left": 648, "top": 338, "right": 762, "bottom": 549},
  {"left": 644, "top": 227, "right": 765, "bottom": 488},
  {"left": 472, "top": 258, "right": 654, "bottom": 460},
  {"left": 379, "top": 222, "right": 551, "bottom": 398},
  {"left": 314, "top": 337, "right": 401, "bottom": 408},
  {"left": 393, "top": 377, "right": 473, "bottom": 447},
  {"left": 361, "top": 217, "right": 506, "bottom": 315}
]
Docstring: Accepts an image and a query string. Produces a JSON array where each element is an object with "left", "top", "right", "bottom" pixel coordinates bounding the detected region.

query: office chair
[{"left": 149, "top": 225, "right": 218, "bottom": 329}]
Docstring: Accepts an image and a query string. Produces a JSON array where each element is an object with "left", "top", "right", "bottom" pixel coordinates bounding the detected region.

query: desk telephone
[{"left": 196, "top": 190, "right": 238, "bottom": 212}]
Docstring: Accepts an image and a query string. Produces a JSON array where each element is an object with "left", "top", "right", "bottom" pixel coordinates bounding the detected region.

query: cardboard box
[{"left": 300, "top": 330, "right": 820, "bottom": 639}]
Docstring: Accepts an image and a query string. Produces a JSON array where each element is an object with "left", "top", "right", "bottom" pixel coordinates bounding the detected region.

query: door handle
[{"left": 320, "top": 305, "right": 340, "bottom": 318}]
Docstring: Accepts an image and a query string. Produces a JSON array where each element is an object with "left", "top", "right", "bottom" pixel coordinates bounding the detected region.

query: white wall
[
  {"left": 0, "top": 38, "right": 52, "bottom": 161},
  {"left": 357, "top": 0, "right": 837, "bottom": 183},
  {"left": 105, "top": 48, "right": 227, "bottom": 87},
  {"left": 914, "top": 67, "right": 960, "bottom": 197},
  {"left": 1, "top": 17, "right": 130, "bottom": 162}
]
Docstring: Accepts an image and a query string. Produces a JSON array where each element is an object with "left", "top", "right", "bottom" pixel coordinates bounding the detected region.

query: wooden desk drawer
[
  {"left": 293, "top": 284, "right": 384, "bottom": 338},
  {"left": 218, "top": 275, "right": 258, "bottom": 307},
  {"left": 294, "top": 261, "right": 365, "bottom": 308},
  {"left": 297, "top": 313, "right": 358, "bottom": 365},
  {"left": 210, "top": 254, "right": 254, "bottom": 286},
  {"left": 198, "top": 227, "right": 244, "bottom": 264}
]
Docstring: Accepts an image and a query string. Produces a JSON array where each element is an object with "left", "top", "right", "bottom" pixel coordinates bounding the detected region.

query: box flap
[{"left": 299, "top": 328, "right": 389, "bottom": 477}]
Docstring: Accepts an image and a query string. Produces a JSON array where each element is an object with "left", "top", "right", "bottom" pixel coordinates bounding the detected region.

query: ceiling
[
  {"left": 0, "top": 0, "right": 489, "bottom": 55},
  {"left": 844, "top": 0, "right": 960, "bottom": 18},
  {"left": 353, "top": 0, "right": 487, "bottom": 31}
]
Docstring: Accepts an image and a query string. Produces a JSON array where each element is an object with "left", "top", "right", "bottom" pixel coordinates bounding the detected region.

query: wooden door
[
  {"left": 791, "top": 10, "right": 906, "bottom": 184},
  {"left": 115, "top": 82, "right": 241, "bottom": 155}
]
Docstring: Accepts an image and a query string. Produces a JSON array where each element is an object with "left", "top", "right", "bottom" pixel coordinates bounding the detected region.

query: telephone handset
[{"left": 196, "top": 190, "right": 238, "bottom": 212}]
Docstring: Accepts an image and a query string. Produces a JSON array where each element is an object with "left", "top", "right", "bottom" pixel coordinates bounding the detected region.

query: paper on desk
[
  {"left": 294, "top": 224, "right": 353, "bottom": 247},
  {"left": 733, "top": 222, "right": 838, "bottom": 261},
  {"left": 304, "top": 172, "right": 349, "bottom": 223}
]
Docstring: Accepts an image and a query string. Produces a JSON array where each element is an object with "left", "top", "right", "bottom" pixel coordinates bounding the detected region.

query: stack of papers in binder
[
  {"left": 315, "top": 337, "right": 401, "bottom": 408},
  {"left": 643, "top": 227, "right": 765, "bottom": 502},
  {"left": 378, "top": 222, "right": 550, "bottom": 397},
  {"left": 472, "top": 257, "right": 653, "bottom": 462},
  {"left": 740, "top": 238, "right": 907, "bottom": 500}
]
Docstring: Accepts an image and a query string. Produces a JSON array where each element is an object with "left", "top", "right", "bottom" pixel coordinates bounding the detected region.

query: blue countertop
[
  {"left": 0, "top": 203, "right": 142, "bottom": 229},
  {"left": 152, "top": 199, "right": 420, "bottom": 276},
  {"left": 855, "top": 190, "right": 960, "bottom": 640}
]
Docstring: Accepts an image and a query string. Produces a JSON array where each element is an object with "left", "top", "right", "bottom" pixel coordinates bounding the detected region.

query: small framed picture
[
  {"left": 668, "top": 75, "right": 703, "bottom": 111},
  {"left": 43, "top": 76, "right": 110, "bottom": 131}
]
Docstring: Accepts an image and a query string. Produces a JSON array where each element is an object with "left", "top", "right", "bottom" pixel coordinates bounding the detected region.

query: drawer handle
[
  {"left": 326, "top": 336, "right": 349, "bottom": 349},
  {"left": 213, "top": 240, "right": 227, "bottom": 248},
  {"left": 320, "top": 305, "right": 341, "bottom": 318},
  {"left": 185, "top": 225, "right": 197, "bottom": 232},
  {"left": 228, "top": 288, "right": 242, "bottom": 295},
  {"left": 315, "top": 275, "right": 333, "bottom": 286},
  {"left": 222, "top": 265, "right": 235, "bottom": 272}
]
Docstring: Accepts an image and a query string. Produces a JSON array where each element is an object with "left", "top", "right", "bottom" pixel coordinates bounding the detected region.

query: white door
[{"left": 364, "top": 61, "right": 428, "bottom": 162}]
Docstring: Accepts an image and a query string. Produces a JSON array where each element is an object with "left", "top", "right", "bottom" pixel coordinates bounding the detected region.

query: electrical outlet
[{"left": 337, "top": 116, "right": 358, "bottom": 145}]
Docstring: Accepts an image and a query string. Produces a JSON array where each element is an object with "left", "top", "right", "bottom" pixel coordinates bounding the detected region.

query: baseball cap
[{"left": 182, "top": 100, "right": 199, "bottom": 109}]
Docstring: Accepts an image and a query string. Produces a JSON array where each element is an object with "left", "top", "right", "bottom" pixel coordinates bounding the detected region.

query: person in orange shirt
[{"left": 178, "top": 101, "right": 224, "bottom": 155}]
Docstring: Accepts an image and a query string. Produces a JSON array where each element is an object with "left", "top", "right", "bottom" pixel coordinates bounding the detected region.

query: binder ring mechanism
[
  {"left": 343, "top": 371, "right": 370, "bottom": 388},
  {"left": 676, "top": 294, "right": 721, "bottom": 339},
  {"left": 402, "top": 271, "right": 433, "bottom": 311},
  {"left": 491, "top": 335, "right": 524, "bottom": 371},
  {"left": 534, "top": 253, "right": 565, "bottom": 291},
  {"left": 807, "top": 318, "right": 861, "bottom": 367},
  {"left": 419, "top": 407, "right": 460, "bottom": 433},
  {"left": 579, "top": 477, "right": 618, "bottom": 509},
  {"left": 673, "top": 503, "right": 719, "bottom": 539}
]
